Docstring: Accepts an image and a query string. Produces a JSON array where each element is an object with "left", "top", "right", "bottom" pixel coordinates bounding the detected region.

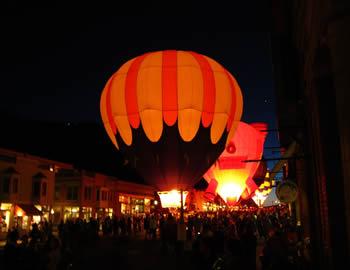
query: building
[
  {"left": 0, "top": 147, "right": 156, "bottom": 234},
  {"left": 53, "top": 167, "right": 156, "bottom": 223},
  {"left": 0, "top": 148, "right": 64, "bottom": 233},
  {"left": 270, "top": 0, "right": 350, "bottom": 269}
]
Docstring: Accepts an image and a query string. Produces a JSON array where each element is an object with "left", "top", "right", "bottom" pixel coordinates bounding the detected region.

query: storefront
[
  {"left": 81, "top": 207, "right": 93, "bottom": 220},
  {"left": 144, "top": 198, "right": 151, "bottom": 213},
  {"left": 52, "top": 206, "right": 63, "bottom": 224},
  {"left": 105, "top": 208, "right": 113, "bottom": 217},
  {"left": 0, "top": 203, "right": 12, "bottom": 232},
  {"left": 119, "top": 194, "right": 152, "bottom": 215},
  {"left": 63, "top": 206, "right": 80, "bottom": 221},
  {"left": 14, "top": 204, "right": 43, "bottom": 231},
  {"left": 119, "top": 195, "right": 131, "bottom": 215},
  {"left": 131, "top": 198, "right": 145, "bottom": 214},
  {"left": 35, "top": 205, "right": 51, "bottom": 221}
]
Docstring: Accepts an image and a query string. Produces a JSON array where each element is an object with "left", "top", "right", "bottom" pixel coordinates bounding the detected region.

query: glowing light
[
  {"left": 154, "top": 200, "right": 158, "bottom": 205},
  {"left": 217, "top": 181, "right": 246, "bottom": 205},
  {"left": 0, "top": 203, "right": 12, "bottom": 210},
  {"left": 50, "top": 208, "right": 54, "bottom": 215},
  {"left": 32, "top": 216, "right": 41, "bottom": 224},
  {"left": 71, "top": 207, "right": 79, "bottom": 213},
  {"left": 16, "top": 209, "right": 24, "bottom": 217},
  {"left": 158, "top": 190, "right": 188, "bottom": 208}
]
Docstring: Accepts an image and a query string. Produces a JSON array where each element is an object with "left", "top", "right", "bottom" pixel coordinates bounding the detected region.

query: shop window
[
  {"left": 12, "top": 178, "right": 18, "bottom": 193},
  {"left": 33, "top": 181, "right": 40, "bottom": 198},
  {"left": 119, "top": 195, "right": 130, "bottom": 204},
  {"left": 108, "top": 191, "right": 114, "bottom": 201},
  {"left": 54, "top": 186, "right": 60, "bottom": 200},
  {"left": 84, "top": 186, "right": 92, "bottom": 200},
  {"left": 102, "top": 191, "right": 107, "bottom": 201},
  {"left": 96, "top": 189, "right": 100, "bottom": 201},
  {"left": 42, "top": 182, "right": 47, "bottom": 196},
  {"left": 67, "top": 186, "right": 78, "bottom": 200}
]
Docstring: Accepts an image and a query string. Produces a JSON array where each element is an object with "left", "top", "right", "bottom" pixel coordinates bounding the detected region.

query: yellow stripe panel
[
  {"left": 110, "top": 58, "right": 135, "bottom": 146},
  {"left": 205, "top": 57, "right": 232, "bottom": 144},
  {"left": 137, "top": 52, "right": 163, "bottom": 142},
  {"left": 100, "top": 77, "right": 118, "bottom": 149},
  {"left": 177, "top": 51, "right": 203, "bottom": 142},
  {"left": 226, "top": 73, "right": 243, "bottom": 145}
]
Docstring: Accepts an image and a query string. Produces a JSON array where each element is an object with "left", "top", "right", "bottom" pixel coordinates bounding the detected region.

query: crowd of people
[
  {"left": 184, "top": 208, "right": 312, "bottom": 270},
  {"left": 145, "top": 207, "right": 312, "bottom": 270},
  {"left": 0, "top": 207, "right": 313, "bottom": 270}
]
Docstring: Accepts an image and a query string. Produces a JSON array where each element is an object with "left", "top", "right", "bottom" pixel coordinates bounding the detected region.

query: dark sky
[{"left": 0, "top": 2, "right": 280, "bottom": 170}]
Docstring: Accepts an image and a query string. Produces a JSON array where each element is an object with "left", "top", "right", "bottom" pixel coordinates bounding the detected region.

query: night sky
[{"left": 0, "top": 2, "right": 281, "bottom": 175}]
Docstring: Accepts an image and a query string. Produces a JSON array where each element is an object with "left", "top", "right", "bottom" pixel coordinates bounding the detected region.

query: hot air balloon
[
  {"left": 100, "top": 50, "right": 243, "bottom": 208},
  {"left": 252, "top": 177, "right": 273, "bottom": 207},
  {"left": 204, "top": 121, "right": 267, "bottom": 206}
]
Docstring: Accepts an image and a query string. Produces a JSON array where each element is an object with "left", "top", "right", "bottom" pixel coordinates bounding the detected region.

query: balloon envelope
[
  {"left": 100, "top": 50, "right": 243, "bottom": 191},
  {"left": 204, "top": 121, "right": 267, "bottom": 205}
]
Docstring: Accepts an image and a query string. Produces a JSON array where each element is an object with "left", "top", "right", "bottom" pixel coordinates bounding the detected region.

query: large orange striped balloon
[{"left": 100, "top": 50, "right": 243, "bottom": 191}]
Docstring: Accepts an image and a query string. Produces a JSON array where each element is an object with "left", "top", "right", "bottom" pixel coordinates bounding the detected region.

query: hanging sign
[{"left": 276, "top": 180, "right": 298, "bottom": 203}]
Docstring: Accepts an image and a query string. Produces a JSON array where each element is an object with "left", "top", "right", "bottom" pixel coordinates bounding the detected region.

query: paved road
[
  {"left": 72, "top": 235, "right": 195, "bottom": 270},
  {"left": 0, "top": 232, "right": 264, "bottom": 270},
  {"left": 72, "top": 234, "right": 264, "bottom": 270}
]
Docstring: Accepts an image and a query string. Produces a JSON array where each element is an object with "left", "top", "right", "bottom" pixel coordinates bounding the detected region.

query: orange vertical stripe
[
  {"left": 162, "top": 50, "right": 178, "bottom": 126},
  {"left": 125, "top": 53, "right": 149, "bottom": 128},
  {"left": 189, "top": 52, "right": 216, "bottom": 127},
  {"left": 225, "top": 71, "right": 237, "bottom": 131},
  {"left": 105, "top": 76, "right": 117, "bottom": 134}
]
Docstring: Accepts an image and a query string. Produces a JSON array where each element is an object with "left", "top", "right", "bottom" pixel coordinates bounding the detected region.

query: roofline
[{"left": 0, "top": 147, "right": 73, "bottom": 169}]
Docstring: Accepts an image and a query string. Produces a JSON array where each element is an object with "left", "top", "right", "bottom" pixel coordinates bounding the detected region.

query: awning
[{"left": 16, "top": 204, "right": 42, "bottom": 216}]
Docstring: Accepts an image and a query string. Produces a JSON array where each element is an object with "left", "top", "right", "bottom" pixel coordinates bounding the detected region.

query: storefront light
[
  {"left": 16, "top": 209, "right": 24, "bottom": 217},
  {"left": 157, "top": 190, "right": 188, "bottom": 208},
  {"left": 1, "top": 203, "right": 12, "bottom": 210}
]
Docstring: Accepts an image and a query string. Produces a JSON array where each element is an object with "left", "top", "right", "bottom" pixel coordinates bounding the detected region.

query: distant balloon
[
  {"left": 252, "top": 178, "right": 273, "bottom": 207},
  {"left": 100, "top": 50, "right": 243, "bottom": 192},
  {"left": 204, "top": 121, "right": 267, "bottom": 205}
]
